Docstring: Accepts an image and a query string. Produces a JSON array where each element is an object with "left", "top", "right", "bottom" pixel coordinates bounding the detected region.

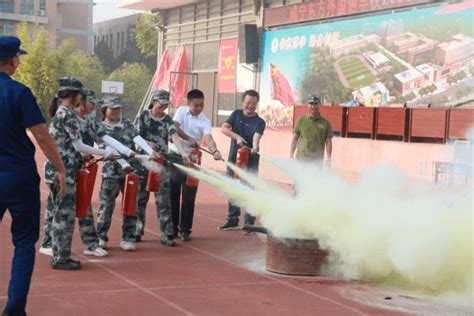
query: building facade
[
  {"left": 0, "top": 0, "right": 94, "bottom": 53},
  {"left": 117, "top": 0, "right": 447, "bottom": 126},
  {"left": 93, "top": 13, "right": 142, "bottom": 58}
]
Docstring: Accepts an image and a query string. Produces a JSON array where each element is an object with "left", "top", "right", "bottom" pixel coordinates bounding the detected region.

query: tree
[
  {"left": 94, "top": 40, "right": 117, "bottom": 73},
  {"left": 419, "top": 87, "right": 428, "bottom": 97},
  {"left": 135, "top": 12, "right": 160, "bottom": 58},
  {"left": 13, "top": 23, "right": 58, "bottom": 119},
  {"left": 57, "top": 39, "right": 104, "bottom": 94},
  {"left": 12, "top": 23, "right": 106, "bottom": 121},
  {"left": 406, "top": 92, "right": 416, "bottom": 101},
  {"left": 107, "top": 62, "right": 152, "bottom": 119},
  {"left": 447, "top": 75, "right": 455, "bottom": 85},
  {"left": 454, "top": 71, "right": 466, "bottom": 82},
  {"left": 115, "top": 36, "right": 157, "bottom": 74}
]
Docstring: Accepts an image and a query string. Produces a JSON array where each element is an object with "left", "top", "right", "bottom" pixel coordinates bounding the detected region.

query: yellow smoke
[{"left": 175, "top": 156, "right": 473, "bottom": 303}]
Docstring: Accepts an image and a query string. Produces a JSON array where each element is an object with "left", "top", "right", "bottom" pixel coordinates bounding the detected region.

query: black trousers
[{"left": 170, "top": 165, "right": 198, "bottom": 234}]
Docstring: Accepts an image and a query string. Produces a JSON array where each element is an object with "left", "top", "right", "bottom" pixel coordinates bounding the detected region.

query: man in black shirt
[{"left": 219, "top": 90, "right": 266, "bottom": 233}]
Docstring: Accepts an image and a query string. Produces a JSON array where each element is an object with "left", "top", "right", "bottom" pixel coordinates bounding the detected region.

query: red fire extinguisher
[
  {"left": 84, "top": 162, "right": 98, "bottom": 206},
  {"left": 234, "top": 147, "right": 250, "bottom": 180},
  {"left": 122, "top": 173, "right": 139, "bottom": 217},
  {"left": 146, "top": 157, "right": 165, "bottom": 192},
  {"left": 75, "top": 169, "right": 89, "bottom": 218},
  {"left": 186, "top": 148, "right": 202, "bottom": 187}
]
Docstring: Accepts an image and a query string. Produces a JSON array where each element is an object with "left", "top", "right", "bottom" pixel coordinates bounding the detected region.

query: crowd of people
[{"left": 0, "top": 36, "right": 333, "bottom": 316}]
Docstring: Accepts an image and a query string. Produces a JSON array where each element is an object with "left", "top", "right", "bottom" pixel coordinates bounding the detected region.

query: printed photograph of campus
[{"left": 259, "top": 3, "right": 474, "bottom": 126}]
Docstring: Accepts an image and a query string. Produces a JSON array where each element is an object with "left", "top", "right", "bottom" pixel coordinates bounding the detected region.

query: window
[
  {"left": 0, "top": 0, "right": 14, "bottom": 13},
  {"left": 0, "top": 20, "right": 14, "bottom": 35},
  {"left": 39, "top": 0, "right": 46, "bottom": 11},
  {"left": 20, "top": 0, "right": 34, "bottom": 15}
]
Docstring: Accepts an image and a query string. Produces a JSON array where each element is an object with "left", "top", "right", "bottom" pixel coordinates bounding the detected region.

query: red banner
[
  {"left": 218, "top": 38, "right": 238, "bottom": 93},
  {"left": 264, "top": 0, "right": 434, "bottom": 27}
]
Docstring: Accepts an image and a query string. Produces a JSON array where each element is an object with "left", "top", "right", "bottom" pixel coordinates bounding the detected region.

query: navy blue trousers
[
  {"left": 225, "top": 153, "right": 259, "bottom": 225},
  {"left": 0, "top": 170, "right": 40, "bottom": 316}
]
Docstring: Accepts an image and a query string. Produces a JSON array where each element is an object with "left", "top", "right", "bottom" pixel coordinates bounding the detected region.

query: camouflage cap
[
  {"left": 100, "top": 96, "right": 122, "bottom": 109},
  {"left": 58, "top": 76, "right": 83, "bottom": 92},
  {"left": 152, "top": 90, "right": 170, "bottom": 104},
  {"left": 82, "top": 87, "right": 97, "bottom": 103},
  {"left": 307, "top": 94, "right": 321, "bottom": 105}
]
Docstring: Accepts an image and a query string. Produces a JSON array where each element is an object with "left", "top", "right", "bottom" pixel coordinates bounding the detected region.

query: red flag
[
  {"left": 153, "top": 48, "right": 170, "bottom": 90},
  {"left": 169, "top": 45, "right": 188, "bottom": 107},
  {"left": 269, "top": 63, "right": 297, "bottom": 106}
]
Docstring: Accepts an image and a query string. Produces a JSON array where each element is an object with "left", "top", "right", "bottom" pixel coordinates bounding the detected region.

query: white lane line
[
  {"left": 139, "top": 219, "right": 369, "bottom": 316},
  {"left": 0, "top": 288, "right": 140, "bottom": 299},
  {"left": 1, "top": 281, "right": 280, "bottom": 300},
  {"left": 146, "top": 280, "right": 278, "bottom": 291},
  {"left": 75, "top": 251, "right": 195, "bottom": 316}
]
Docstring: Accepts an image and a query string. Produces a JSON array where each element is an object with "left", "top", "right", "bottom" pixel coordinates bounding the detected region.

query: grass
[{"left": 339, "top": 56, "right": 375, "bottom": 89}]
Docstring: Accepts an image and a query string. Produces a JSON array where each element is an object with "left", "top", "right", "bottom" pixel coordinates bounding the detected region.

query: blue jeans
[{"left": 0, "top": 170, "right": 40, "bottom": 316}]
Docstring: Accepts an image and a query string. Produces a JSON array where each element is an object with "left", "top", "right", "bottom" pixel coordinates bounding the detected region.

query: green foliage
[
  {"left": 419, "top": 86, "right": 429, "bottom": 97},
  {"left": 108, "top": 62, "right": 152, "bottom": 119},
  {"left": 135, "top": 13, "right": 159, "bottom": 58},
  {"left": 447, "top": 71, "right": 467, "bottom": 85},
  {"left": 58, "top": 39, "right": 104, "bottom": 95},
  {"left": 94, "top": 35, "right": 157, "bottom": 75},
  {"left": 13, "top": 23, "right": 58, "bottom": 119},
  {"left": 94, "top": 40, "right": 117, "bottom": 73},
  {"left": 115, "top": 36, "right": 157, "bottom": 72},
  {"left": 406, "top": 92, "right": 416, "bottom": 101},
  {"left": 300, "top": 47, "right": 352, "bottom": 104},
  {"left": 454, "top": 86, "right": 474, "bottom": 100},
  {"left": 12, "top": 23, "right": 106, "bottom": 121}
]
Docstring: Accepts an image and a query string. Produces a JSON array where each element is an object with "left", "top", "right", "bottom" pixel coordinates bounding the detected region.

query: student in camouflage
[
  {"left": 39, "top": 89, "right": 108, "bottom": 258},
  {"left": 43, "top": 77, "right": 112, "bottom": 270},
  {"left": 134, "top": 90, "right": 189, "bottom": 247},
  {"left": 95, "top": 97, "right": 141, "bottom": 252},
  {"left": 74, "top": 90, "right": 109, "bottom": 256}
]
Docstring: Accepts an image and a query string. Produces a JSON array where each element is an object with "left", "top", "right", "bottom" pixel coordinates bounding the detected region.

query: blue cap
[{"left": 0, "top": 36, "right": 27, "bottom": 58}]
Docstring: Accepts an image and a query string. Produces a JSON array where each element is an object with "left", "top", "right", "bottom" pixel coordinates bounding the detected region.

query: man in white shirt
[{"left": 170, "top": 89, "right": 222, "bottom": 241}]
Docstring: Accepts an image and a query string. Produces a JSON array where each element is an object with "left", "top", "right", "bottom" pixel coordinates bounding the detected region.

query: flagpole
[{"left": 134, "top": 75, "right": 155, "bottom": 124}]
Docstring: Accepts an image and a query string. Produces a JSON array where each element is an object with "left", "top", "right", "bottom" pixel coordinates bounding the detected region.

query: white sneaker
[
  {"left": 83, "top": 247, "right": 108, "bottom": 257},
  {"left": 98, "top": 239, "right": 107, "bottom": 248},
  {"left": 39, "top": 247, "right": 53, "bottom": 256},
  {"left": 120, "top": 241, "right": 136, "bottom": 251}
]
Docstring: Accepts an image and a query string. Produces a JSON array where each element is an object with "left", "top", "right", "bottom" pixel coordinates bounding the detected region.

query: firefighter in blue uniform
[{"left": 0, "top": 36, "right": 66, "bottom": 316}]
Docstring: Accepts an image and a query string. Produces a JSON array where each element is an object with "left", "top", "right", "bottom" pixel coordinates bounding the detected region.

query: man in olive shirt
[{"left": 290, "top": 94, "right": 332, "bottom": 165}]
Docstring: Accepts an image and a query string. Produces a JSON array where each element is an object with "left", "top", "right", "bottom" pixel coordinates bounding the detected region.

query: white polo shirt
[{"left": 169, "top": 105, "right": 213, "bottom": 155}]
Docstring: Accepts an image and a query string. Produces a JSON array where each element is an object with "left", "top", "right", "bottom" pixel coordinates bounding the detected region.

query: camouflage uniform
[
  {"left": 41, "top": 114, "right": 100, "bottom": 251},
  {"left": 76, "top": 114, "right": 101, "bottom": 250},
  {"left": 135, "top": 110, "right": 176, "bottom": 240},
  {"left": 43, "top": 106, "right": 82, "bottom": 261},
  {"left": 95, "top": 118, "right": 139, "bottom": 243}
]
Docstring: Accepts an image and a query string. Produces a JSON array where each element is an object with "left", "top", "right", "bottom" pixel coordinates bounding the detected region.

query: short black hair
[
  {"left": 242, "top": 90, "right": 260, "bottom": 102},
  {"left": 187, "top": 89, "right": 204, "bottom": 102},
  {"left": 0, "top": 56, "right": 13, "bottom": 67}
]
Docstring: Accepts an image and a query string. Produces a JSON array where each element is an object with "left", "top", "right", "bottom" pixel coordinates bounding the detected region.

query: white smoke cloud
[{"left": 175, "top": 140, "right": 473, "bottom": 304}]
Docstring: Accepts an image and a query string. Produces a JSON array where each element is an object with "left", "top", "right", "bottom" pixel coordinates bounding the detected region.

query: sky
[{"left": 93, "top": 0, "right": 144, "bottom": 23}]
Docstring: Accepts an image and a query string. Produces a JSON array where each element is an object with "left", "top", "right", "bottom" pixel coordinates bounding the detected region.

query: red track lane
[{"left": 0, "top": 148, "right": 409, "bottom": 315}]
